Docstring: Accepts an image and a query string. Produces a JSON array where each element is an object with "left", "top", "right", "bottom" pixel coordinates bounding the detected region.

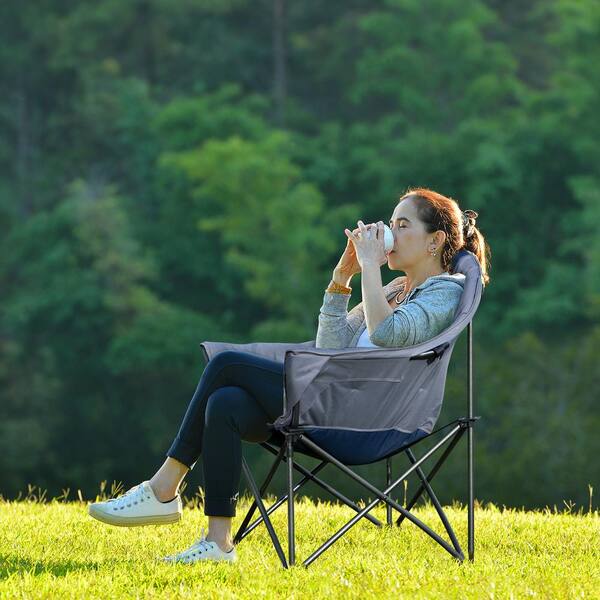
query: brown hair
[{"left": 399, "top": 187, "right": 491, "bottom": 286}]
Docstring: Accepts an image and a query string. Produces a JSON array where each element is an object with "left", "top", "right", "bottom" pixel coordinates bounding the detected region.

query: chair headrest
[
  {"left": 443, "top": 248, "right": 484, "bottom": 340},
  {"left": 450, "top": 249, "right": 482, "bottom": 283}
]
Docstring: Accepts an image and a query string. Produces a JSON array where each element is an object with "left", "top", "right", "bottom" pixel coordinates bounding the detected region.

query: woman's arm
[
  {"left": 361, "top": 259, "right": 393, "bottom": 336},
  {"left": 315, "top": 274, "right": 405, "bottom": 349},
  {"left": 369, "top": 281, "right": 463, "bottom": 347},
  {"left": 315, "top": 269, "right": 365, "bottom": 348}
]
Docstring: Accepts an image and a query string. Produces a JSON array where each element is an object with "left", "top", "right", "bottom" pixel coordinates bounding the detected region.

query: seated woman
[
  {"left": 87, "top": 187, "right": 490, "bottom": 565},
  {"left": 318, "top": 188, "right": 489, "bottom": 349}
]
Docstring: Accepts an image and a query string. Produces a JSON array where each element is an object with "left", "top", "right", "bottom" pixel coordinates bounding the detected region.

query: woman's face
[{"left": 387, "top": 197, "right": 439, "bottom": 271}]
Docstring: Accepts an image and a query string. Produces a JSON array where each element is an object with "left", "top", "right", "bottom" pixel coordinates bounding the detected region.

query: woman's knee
[
  {"left": 204, "top": 387, "right": 271, "bottom": 442},
  {"left": 199, "top": 351, "right": 241, "bottom": 389},
  {"left": 206, "top": 350, "right": 244, "bottom": 374},
  {"left": 205, "top": 386, "right": 243, "bottom": 423}
]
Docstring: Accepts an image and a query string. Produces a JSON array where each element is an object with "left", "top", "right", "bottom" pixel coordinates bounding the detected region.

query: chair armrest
[
  {"left": 282, "top": 340, "right": 451, "bottom": 362},
  {"left": 200, "top": 340, "right": 316, "bottom": 364}
]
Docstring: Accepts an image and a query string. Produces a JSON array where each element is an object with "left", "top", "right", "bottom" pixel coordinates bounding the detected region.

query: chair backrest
[
  {"left": 276, "top": 250, "right": 484, "bottom": 437},
  {"left": 428, "top": 248, "right": 484, "bottom": 349}
]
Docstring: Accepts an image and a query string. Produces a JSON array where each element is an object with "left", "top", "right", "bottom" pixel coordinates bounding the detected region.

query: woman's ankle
[
  {"left": 206, "top": 516, "right": 234, "bottom": 552},
  {"left": 149, "top": 458, "right": 188, "bottom": 502},
  {"left": 206, "top": 533, "right": 234, "bottom": 553},
  {"left": 148, "top": 478, "right": 179, "bottom": 502}
]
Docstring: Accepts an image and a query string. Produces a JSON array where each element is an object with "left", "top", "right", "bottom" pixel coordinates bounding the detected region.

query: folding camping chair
[{"left": 199, "top": 249, "right": 483, "bottom": 568}]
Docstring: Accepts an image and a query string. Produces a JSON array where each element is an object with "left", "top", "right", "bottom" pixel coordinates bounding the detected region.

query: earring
[{"left": 430, "top": 248, "right": 437, "bottom": 257}]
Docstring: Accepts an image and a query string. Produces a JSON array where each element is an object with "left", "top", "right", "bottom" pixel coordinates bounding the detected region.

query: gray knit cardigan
[{"left": 315, "top": 273, "right": 466, "bottom": 349}]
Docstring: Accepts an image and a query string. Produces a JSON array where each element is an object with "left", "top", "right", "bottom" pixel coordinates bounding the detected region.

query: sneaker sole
[
  {"left": 88, "top": 505, "right": 182, "bottom": 527},
  {"left": 161, "top": 554, "right": 238, "bottom": 564}
]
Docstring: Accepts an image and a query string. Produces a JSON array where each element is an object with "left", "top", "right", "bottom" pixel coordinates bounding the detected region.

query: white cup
[
  {"left": 383, "top": 224, "right": 394, "bottom": 253},
  {"left": 357, "top": 222, "right": 395, "bottom": 253}
]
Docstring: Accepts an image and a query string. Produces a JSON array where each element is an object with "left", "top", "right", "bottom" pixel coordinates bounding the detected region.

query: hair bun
[{"left": 462, "top": 209, "right": 478, "bottom": 238}]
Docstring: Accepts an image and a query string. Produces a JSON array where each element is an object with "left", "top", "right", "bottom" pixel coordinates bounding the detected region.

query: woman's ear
[{"left": 433, "top": 230, "right": 446, "bottom": 248}]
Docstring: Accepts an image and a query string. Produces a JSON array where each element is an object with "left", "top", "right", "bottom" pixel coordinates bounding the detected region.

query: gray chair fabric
[{"left": 200, "top": 250, "right": 483, "bottom": 441}]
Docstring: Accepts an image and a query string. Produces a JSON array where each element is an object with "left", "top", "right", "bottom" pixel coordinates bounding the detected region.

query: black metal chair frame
[{"left": 233, "top": 322, "right": 479, "bottom": 569}]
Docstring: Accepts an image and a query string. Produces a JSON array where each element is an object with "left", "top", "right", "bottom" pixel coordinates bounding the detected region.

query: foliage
[{"left": 0, "top": 0, "right": 599, "bottom": 508}]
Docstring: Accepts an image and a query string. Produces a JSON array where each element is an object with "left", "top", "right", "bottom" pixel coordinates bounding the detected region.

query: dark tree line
[{"left": 0, "top": 0, "right": 598, "bottom": 509}]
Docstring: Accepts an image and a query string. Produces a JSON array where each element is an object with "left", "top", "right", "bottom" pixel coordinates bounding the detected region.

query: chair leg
[
  {"left": 249, "top": 443, "right": 382, "bottom": 530},
  {"left": 236, "top": 446, "right": 384, "bottom": 546},
  {"left": 237, "top": 460, "right": 326, "bottom": 542},
  {"left": 241, "top": 456, "right": 288, "bottom": 568},
  {"left": 287, "top": 434, "right": 295, "bottom": 566},
  {"left": 299, "top": 427, "right": 465, "bottom": 566},
  {"left": 405, "top": 448, "right": 463, "bottom": 559},
  {"left": 240, "top": 427, "right": 466, "bottom": 568},
  {"left": 234, "top": 444, "right": 286, "bottom": 544},
  {"left": 467, "top": 319, "right": 475, "bottom": 562},
  {"left": 386, "top": 457, "right": 392, "bottom": 526},
  {"left": 468, "top": 418, "right": 475, "bottom": 561},
  {"left": 396, "top": 428, "right": 464, "bottom": 526}
]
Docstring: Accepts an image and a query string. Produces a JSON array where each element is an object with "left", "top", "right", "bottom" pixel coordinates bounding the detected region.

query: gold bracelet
[{"left": 325, "top": 280, "right": 352, "bottom": 294}]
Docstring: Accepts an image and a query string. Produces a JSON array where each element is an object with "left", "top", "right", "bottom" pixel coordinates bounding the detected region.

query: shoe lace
[
  {"left": 108, "top": 483, "right": 144, "bottom": 506},
  {"left": 191, "top": 528, "right": 214, "bottom": 553},
  {"left": 164, "top": 528, "right": 232, "bottom": 563}
]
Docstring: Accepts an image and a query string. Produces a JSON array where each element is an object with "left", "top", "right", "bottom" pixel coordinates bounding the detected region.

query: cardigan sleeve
[
  {"left": 315, "top": 291, "right": 364, "bottom": 349},
  {"left": 368, "top": 281, "right": 463, "bottom": 348},
  {"left": 315, "top": 277, "right": 406, "bottom": 349}
]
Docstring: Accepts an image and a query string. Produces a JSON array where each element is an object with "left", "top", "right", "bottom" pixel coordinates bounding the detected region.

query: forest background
[{"left": 1, "top": 0, "right": 598, "bottom": 510}]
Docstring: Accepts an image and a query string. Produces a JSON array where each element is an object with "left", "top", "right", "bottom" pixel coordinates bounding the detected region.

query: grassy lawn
[{"left": 0, "top": 496, "right": 598, "bottom": 599}]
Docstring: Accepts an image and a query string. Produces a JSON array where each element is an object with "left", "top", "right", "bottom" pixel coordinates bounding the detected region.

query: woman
[{"left": 87, "top": 187, "right": 491, "bottom": 564}]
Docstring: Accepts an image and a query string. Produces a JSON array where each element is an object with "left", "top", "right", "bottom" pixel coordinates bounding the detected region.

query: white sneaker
[
  {"left": 160, "top": 528, "right": 237, "bottom": 564},
  {"left": 88, "top": 480, "right": 182, "bottom": 526}
]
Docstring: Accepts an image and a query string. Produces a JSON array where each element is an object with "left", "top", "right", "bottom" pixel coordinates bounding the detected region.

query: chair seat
[{"left": 267, "top": 427, "right": 429, "bottom": 466}]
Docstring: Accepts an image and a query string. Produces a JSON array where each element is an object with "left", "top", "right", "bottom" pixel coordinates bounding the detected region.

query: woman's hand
[
  {"left": 334, "top": 226, "right": 363, "bottom": 280},
  {"left": 344, "top": 220, "right": 388, "bottom": 270}
]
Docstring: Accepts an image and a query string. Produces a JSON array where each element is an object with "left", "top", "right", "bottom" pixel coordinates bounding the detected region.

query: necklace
[
  {"left": 394, "top": 286, "right": 410, "bottom": 305},
  {"left": 394, "top": 271, "right": 447, "bottom": 304}
]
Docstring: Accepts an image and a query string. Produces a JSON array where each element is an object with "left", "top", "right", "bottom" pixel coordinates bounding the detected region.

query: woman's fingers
[
  {"left": 345, "top": 222, "right": 376, "bottom": 241},
  {"left": 360, "top": 221, "right": 378, "bottom": 239}
]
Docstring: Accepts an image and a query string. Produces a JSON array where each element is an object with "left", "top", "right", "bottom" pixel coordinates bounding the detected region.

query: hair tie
[{"left": 462, "top": 209, "right": 478, "bottom": 238}]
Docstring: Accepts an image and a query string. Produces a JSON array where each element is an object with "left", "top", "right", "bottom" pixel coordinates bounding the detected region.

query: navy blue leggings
[{"left": 167, "top": 351, "right": 285, "bottom": 517}]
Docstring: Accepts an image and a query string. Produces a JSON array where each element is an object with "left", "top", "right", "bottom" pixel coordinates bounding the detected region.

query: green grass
[{"left": 0, "top": 496, "right": 598, "bottom": 599}]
